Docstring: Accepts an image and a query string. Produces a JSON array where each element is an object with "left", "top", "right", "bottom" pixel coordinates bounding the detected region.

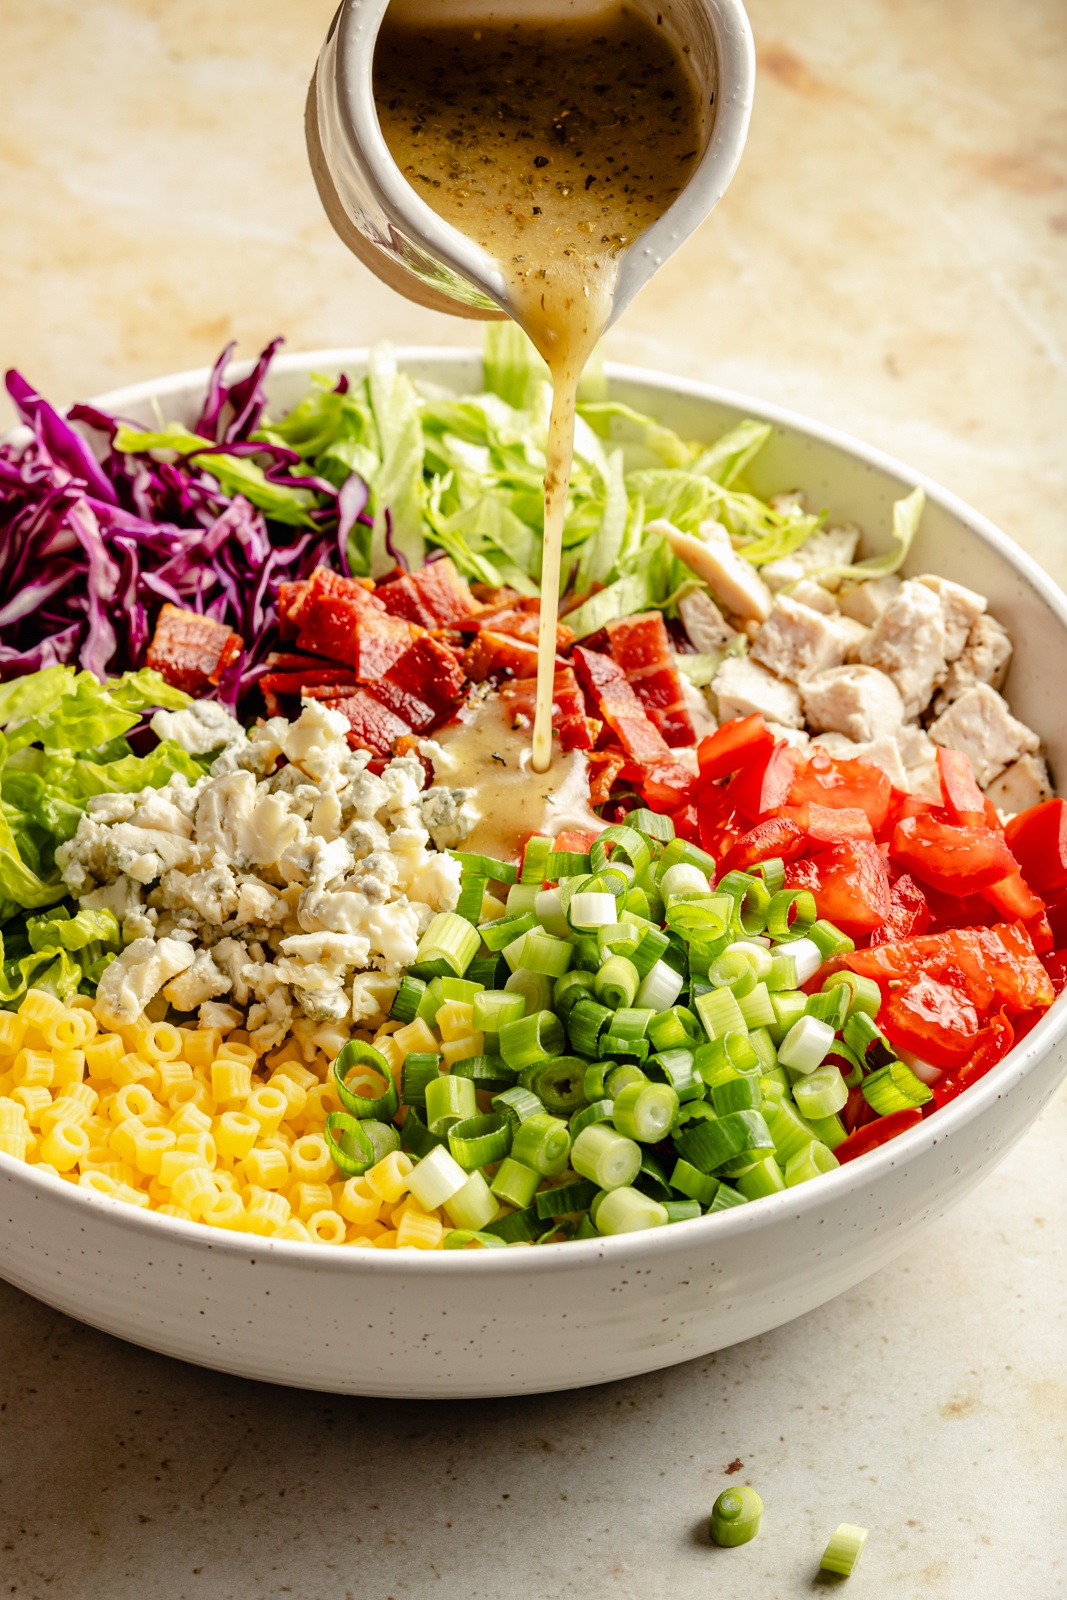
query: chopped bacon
[
  {"left": 351, "top": 613, "right": 423, "bottom": 680},
  {"left": 499, "top": 667, "right": 597, "bottom": 751},
  {"left": 588, "top": 750, "right": 627, "bottom": 806},
  {"left": 379, "top": 635, "right": 468, "bottom": 729},
  {"left": 294, "top": 567, "right": 387, "bottom": 664},
  {"left": 318, "top": 690, "right": 412, "bottom": 756},
  {"left": 375, "top": 557, "right": 478, "bottom": 628},
  {"left": 464, "top": 630, "right": 542, "bottom": 681},
  {"left": 260, "top": 666, "right": 357, "bottom": 719},
  {"left": 471, "top": 602, "right": 574, "bottom": 652},
  {"left": 263, "top": 650, "right": 332, "bottom": 672},
  {"left": 572, "top": 645, "right": 675, "bottom": 766},
  {"left": 605, "top": 612, "right": 693, "bottom": 747},
  {"left": 145, "top": 604, "right": 244, "bottom": 696}
]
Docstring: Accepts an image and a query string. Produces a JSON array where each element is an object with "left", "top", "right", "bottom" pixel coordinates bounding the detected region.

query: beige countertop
[{"left": 1, "top": 2, "right": 1066, "bottom": 1596}]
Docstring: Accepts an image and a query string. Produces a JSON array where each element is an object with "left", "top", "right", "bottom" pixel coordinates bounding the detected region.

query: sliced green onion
[
  {"left": 568, "top": 998, "right": 613, "bottom": 1056},
  {"left": 708, "top": 1070, "right": 762, "bottom": 1117},
  {"left": 766, "top": 889, "right": 817, "bottom": 941},
  {"left": 447, "top": 1112, "right": 512, "bottom": 1170},
  {"left": 534, "top": 887, "right": 570, "bottom": 938},
  {"left": 662, "top": 862, "right": 713, "bottom": 898},
  {"left": 490, "top": 1156, "right": 541, "bottom": 1210},
  {"left": 575, "top": 1212, "right": 599, "bottom": 1240},
  {"left": 415, "top": 976, "right": 446, "bottom": 1026},
  {"left": 484, "top": 1203, "right": 541, "bottom": 1242},
  {"left": 628, "top": 807, "right": 675, "bottom": 842},
  {"left": 590, "top": 824, "right": 652, "bottom": 879},
  {"left": 648, "top": 1005, "right": 701, "bottom": 1052},
  {"left": 449, "top": 1053, "right": 517, "bottom": 1094},
  {"left": 663, "top": 1199, "right": 701, "bottom": 1223},
  {"left": 521, "top": 931, "right": 573, "bottom": 978},
  {"left": 571, "top": 1123, "right": 642, "bottom": 1189},
  {"left": 466, "top": 955, "right": 503, "bottom": 988},
  {"left": 455, "top": 874, "right": 488, "bottom": 925},
  {"left": 624, "top": 887, "right": 653, "bottom": 920},
  {"left": 581, "top": 1060, "right": 610, "bottom": 1101},
  {"left": 763, "top": 1099, "right": 819, "bottom": 1165},
  {"left": 808, "top": 1111, "right": 847, "bottom": 1150},
  {"left": 808, "top": 918, "right": 855, "bottom": 959},
  {"left": 765, "top": 950, "right": 798, "bottom": 992},
  {"left": 520, "top": 835, "right": 553, "bottom": 884},
  {"left": 597, "top": 923, "right": 641, "bottom": 960},
  {"left": 670, "top": 1158, "right": 719, "bottom": 1206},
  {"left": 442, "top": 1169, "right": 498, "bottom": 1230},
  {"left": 424, "top": 1073, "right": 478, "bottom": 1135},
  {"left": 631, "top": 957, "right": 683, "bottom": 1014},
  {"left": 571, "top": 933, "right": 602, "bottom": 972},
  {"left": 753, "top": 856, "right": 786, "bottom": 894},
  {"left": 569, "top": 1098, "right": 615, "bottom": 1138},
  {"left": 452, "top": 851, "right": 519, "bottom": 885},
  {"left": 769, "top": 990, "right": 809, "bottom": 1043},
  {"left": 400, "top": 1052, "right": 441, "bottom": 1108},
  {"left": 737, "top": 980, "right": 776, "bottom": 1030},
  {"left": 506, "top": 883, "right": 540, "bottom": 915},
  {"left": 480, "top": 911, "right": 537, "bottom": 952},
  {"left": 777, "top": 1014, "right": 835, "bottom": 1075},
  {"left": 546, "top": 849, "right": 592, "bottom": 878},
  {"left": 709, "top": 946, "right": 756, "bottom": 991},
  {"left": 861, "top": 1060, "right": 933, "bottom": 1112},
  {"left": 824, "top": 970, "right": 881, "bottom": 1017},
  {"left": 519, "top": 1056, "right": 587, "bottom": 1118},
  {"left": 553, "top": 969, "right": 596, "bottom": 1016},
  {"left": 442, "top": 1228, "right": 507, "bottom": 1249},
  {"left": 413, "top": 911, "right": 481, "bottom": 977},
  {"left": 708, "top": 1183, "right": 747, "bottom": 1212},
  {"left": 595, "top": 955, "right": 640, "bottom": 1010},
  {"left": 666, "top": 899, "right": 731, "bottom": 944},
  {"left": 710, "top": 1486, "right": 763, "bottom": 1547},
  {"left": 323, "top": 1110, "right": 377, "bottom": 1176},
  {"left": 604, "top": 1062, "right": 648, "bottom": 1099},
  {"left": 332, "top": 1040, "right": 400, "bottom": 1121},
  {"left": 504, "top": 968, "right": 554, "bottom": 1016},
  {"left": 633, "top": 1149, "right": 672, "bottom": 1201},
  {"left": 399, "top": 1107, "right": 446, "bottom": 1158},
  {"left": 736, "top": 1154, "right": 786, "bottom": 1200},
  {"left": 502, "top": 932, "right": 530, "bottom": 972},
  {"left": 806, "top": 986, "right": 850, "bottom": 1030},
  {"left": 747, "top": 1027, "right": 779, "bottom": 1074},
  {"left": 499, "top": 1010, "right": 566, "bottom": 1070},
  {"left": 599, "top": 1033, "right": 649, "bottom": 1063},
  {"left": 472, "top": 989, "right": 525, "bottom": 1033},
  {"left": 608, "top": 1007, "right": 653, "bottom": 1041},
  {"left": 674, "top": 1109, "right": 774, "bottom": 1173},
  {"left": 820, "top": 1524, "right": 868, "bottom": 1578},
  {"left": 595, "top": 1186, "right": 668, "bottom": 1235},
  {"left": 535, "top": 1179, "right": 597, "bottom": 1219},
  {"left": 695, "top": 985, "right": 748, "bottom": 1040},
  {"left": 696, "top": 1030, "right": 760, "bottom": 1085},
  {"left": 843, "top": 1011, "right": 896, "bottom": 1070},
  {"left": 612, "top": 1080, "right": 680, "bottom": 1144},
  {"left": 510, "top": 1112, "right": 571, "bottom": 1176},
  {"left": 792, "top": 1065, "right": 849, "bottom": 1119},
  {"left": 784, "top": 1138, "right": 839, "bottom": 1186},
  {"left": 568, "top": 891, "right": 619, "bottom": 931},
  {"left": 389, "top": 974, "right": 425, "bottom": 1024},
  {"left": 646, "top": 1048, "right": 704, "bottom": 1102}
]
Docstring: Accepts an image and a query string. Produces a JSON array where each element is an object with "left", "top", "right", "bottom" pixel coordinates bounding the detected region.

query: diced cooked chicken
[
  {"left": 928, "top": 684, "right": 1040, "bottom": 787},
  {"left": 751, "top": 597, "right": 852, "bottom": 684},
  {"left": 800, "top": 665, "right": 905, "bottom": 744},
  {"left": 932, "top": 613, "right": 1013, "bottom": 713},
  {"left": 917, "top": 574, "right": 987, "bottom": 662},
  {"left": 837, "top": 575, "right": 902, "bottom": 627},
  {"left": 859, "top": 580, "right": 947, "bottom": 717},
  {"left": 712, "top": 655, "right": 803, "bottom": 729},
  {"left": 788, "top": 579, "right": 838, "bottom": 616},
  {"left": 761, "top": 525, "right": 861, "bottom": 593},
  {"left": 984, "top": 753, "right": 1053, "bottom": 816},
  {"left": 676, "top": 589, "right": 740, "bottom": 655},
  {"left": 896, "top": 724, "right": 942, "bottom": 800},
  {"left": 653, "top": 519, "right": 772, "bottom": 622},
  {"left": 766, "top": 722, "right": 810, "bottom": 749},
  {"left": 834, "top": 614, "right": 870, "bottom": 662}
]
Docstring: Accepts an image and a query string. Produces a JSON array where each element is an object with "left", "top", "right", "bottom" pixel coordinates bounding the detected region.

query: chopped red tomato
[
  {"left": 803, "top": 839, "right": 891, "bottom": 935},
  {"left": 956, "top": 1009, "right": 1015, "bottom": 1088},
  {"left": 834, "top": 1108, "right": 924, "bottom": 1163},
  {"left": 726, "top": 740, "right": 800, "bottom": 822},
  {"left": 718, "top": 816, "right": 807, "bottom": 876},
  {"left": 1004, "top": 799, "right": 1067, "bottom": 894},
  {"left": 695, "top": 714, "right": 773, "bottom": 787},
  {"left": 982, "top": 870, "right": 1045, "bottom": 922},
  {"left": 1042, "top": 950, "right": 1067, "bottom": 994},
  {"left": 880, "top": 971, "right": 982, "bottom": 1071},
  {"left": 870, "top": 873, "right": 930, "bottom": 946},
  {"left": 890, "top": 814, "right": 1019, "bottom": 894},
  {"left": 935, "top": 746, "right": 993, "bottom": 828},
  {"left": 788, "top": 750, "right": 893, "bottom": 832},
  {"left": 669, "top": 803, "right": 701, "bottom": 845}
]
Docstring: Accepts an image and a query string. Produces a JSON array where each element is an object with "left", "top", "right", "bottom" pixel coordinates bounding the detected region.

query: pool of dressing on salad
[{"left": 374, "top": 3, "right": 703, "bottom": 771}]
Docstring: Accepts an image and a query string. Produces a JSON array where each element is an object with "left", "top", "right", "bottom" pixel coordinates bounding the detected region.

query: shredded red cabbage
[{"left": 0, "top": 339, "right": 370, "bottom": 703}]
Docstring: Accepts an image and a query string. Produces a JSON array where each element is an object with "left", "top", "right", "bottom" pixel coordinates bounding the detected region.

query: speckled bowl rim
[{"left": 4, "top": 346, "right": 1066, "bottom": 1277}]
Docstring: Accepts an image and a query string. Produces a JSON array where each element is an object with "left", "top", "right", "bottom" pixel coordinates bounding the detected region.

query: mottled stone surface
[{"left": 1, "top": 2, "right": 1065, "bottom": 1595}]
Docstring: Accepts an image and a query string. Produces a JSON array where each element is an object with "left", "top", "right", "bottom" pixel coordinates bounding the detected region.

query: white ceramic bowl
[{"left": 2, "top": 349, "right": 1066, "bottom": 1398}]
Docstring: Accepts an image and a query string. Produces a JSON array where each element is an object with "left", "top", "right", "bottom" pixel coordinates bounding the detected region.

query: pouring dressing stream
[{"left": 374, "top": 4, "right": 703, "bottom": 770}]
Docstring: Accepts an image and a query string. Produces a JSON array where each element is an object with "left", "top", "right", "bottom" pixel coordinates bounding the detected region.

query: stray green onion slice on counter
[
  {"left": 820, "top": 1523, "right": 869, "bottom": 1577},
  {"left": 710, "top": 1486, "right": 763, "bottom": 1547}
]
